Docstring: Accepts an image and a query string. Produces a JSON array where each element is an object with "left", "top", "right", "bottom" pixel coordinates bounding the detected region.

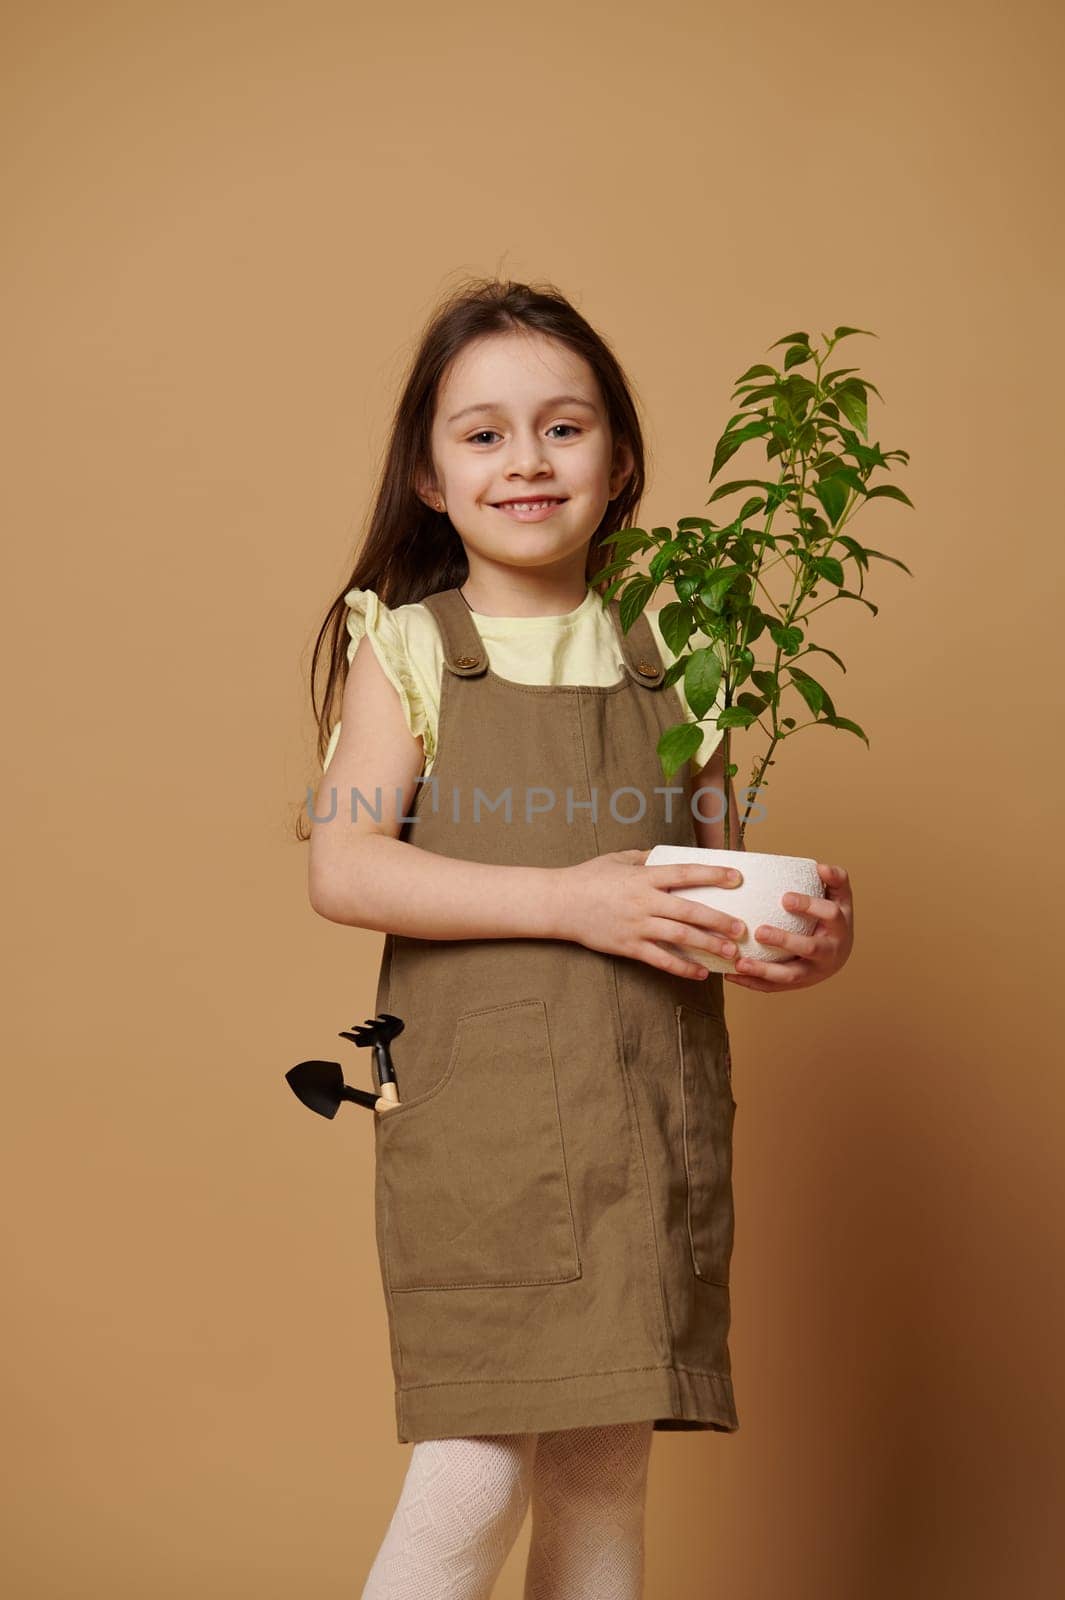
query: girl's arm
[
  {"left": 690, "top": 744, "right": 745, "bottom": 852},
  {"left": 308, "top": 637, "right": 562, "bottom": 940},
  {"left": 688, "top": 743, "right": 857, "bottom": 990},
  {"left": 309, "top": 641, "right": 752, "bottom": 976}
]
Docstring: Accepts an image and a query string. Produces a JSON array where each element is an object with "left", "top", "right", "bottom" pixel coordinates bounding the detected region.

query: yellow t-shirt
[{"left": 322, "top": 584, "right": 725, "bottom": 778}]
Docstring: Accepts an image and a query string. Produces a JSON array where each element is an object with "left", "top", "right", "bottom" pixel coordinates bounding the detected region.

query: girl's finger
[
  {"left": 651, "top": 891, "right": 746, "bottom": 940},
  {"left": 635, "top": 940, "right": 711, "bottom": 981},
  {"left": 644, "top": 916, "right": 740, "bottom": 961},
  {"left": 782, "top": 891, "right": 840, "bottom": 921},
  {"left": 753, "top": 925, "right": 822, "bottom": 959},
  {"left": 645, "top": 864, "right": 743, "bottom": 890},
  {"left": 724, "top": 972, "right": 779, "bottom": 992},
  {"left": 731, "top": 955, "right": 805, "bottom": 985}
]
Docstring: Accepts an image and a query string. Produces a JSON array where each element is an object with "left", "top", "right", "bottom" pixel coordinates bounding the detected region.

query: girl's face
[{"left": 418, "top": 329, "right": 633, "bottom": 583}]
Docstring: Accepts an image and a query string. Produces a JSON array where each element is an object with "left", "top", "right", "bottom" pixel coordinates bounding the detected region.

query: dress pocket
[
  {"left": 374, "top": 998, "right": 581, "bottom": 1293},
  {"left": 676, "top": 1004, "right": 737, "bottom": 1288}
]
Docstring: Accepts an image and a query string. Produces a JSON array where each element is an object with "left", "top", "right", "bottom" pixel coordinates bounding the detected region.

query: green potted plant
[{"left": 591, "top": 324, "right": 913, "bottom": 973}]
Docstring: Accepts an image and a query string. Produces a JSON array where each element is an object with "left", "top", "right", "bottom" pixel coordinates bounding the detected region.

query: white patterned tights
[{"left": 360, "top": 1421, "right": 654, "bottom": 1599}]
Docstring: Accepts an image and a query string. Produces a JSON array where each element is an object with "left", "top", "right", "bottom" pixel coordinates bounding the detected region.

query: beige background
[{"left": 4, "top": 1, "right": 1063, "bottom": 1594}]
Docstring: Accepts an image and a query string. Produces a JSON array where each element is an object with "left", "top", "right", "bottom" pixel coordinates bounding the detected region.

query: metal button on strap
[
  {"left": 455, "top": 654, "right": 481, "bottom": 668},
  {"left": 636, "top": 660, "right": 659, "bottom": 676}
]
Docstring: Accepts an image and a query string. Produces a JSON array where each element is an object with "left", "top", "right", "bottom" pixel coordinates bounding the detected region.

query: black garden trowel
[{"left": 285, "top": 1012, "right": 405, "bottom": 1119}]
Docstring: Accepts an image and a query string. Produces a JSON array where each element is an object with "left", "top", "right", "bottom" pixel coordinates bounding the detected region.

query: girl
[{"left": 304, "top": 279, "right": 854, "bottom": 1598}]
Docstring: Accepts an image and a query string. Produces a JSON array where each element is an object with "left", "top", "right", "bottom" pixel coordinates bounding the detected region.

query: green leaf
[
  {"left": 649, "top": 541, "right": 683, "bottom": 582},
  {"left": 600, "top": 574, "right": 631, "bottom": 604},
  {"left": 865, "top": 484, "right": 915, "bottom": 509},
  {"left": 718, "top": 705, "right": 758, "bottom": 729},
  {"left": 836, "top": 589, "right": 879, "bottom": 615},
  {"left": 833, "top": 380, "right": 868, "bottom": 436},
  {"left": 740, "top": 384, "right": 781, "bottom": 409},
  {"left": 732, "top": 646, "right": 755, "bottom": 686},
  {"left": 830, "top": 326, "right": 877, "bottom": 341},
  {"left": 588, "top": 553, "right": 639, "bottom": 588},
  {"left": 599, "top": 527, "right": 650, "bottom": 555},
  {"left": 814, "top": 475, "right": 849, "bottom": 526},
  {"left": 784, "top": 344, "right": 813, "bottom": 369},
  {"left": 683, "top": 646, "right": 723, "bottom": 718},
  {"left": 619, "top": 575, "right": 654, "bottom": 632},
  {"left": 765, "top": 481, "right": 794, "bottom": 513},
  {"left": 811, "top": 555, "right": 845, "bottom": 586},
  {"left": 706, "top": 477, "right": 778, "bottom": 506},
  {"left": 788, "top": 669, "right": 825, "bottom": 715},
  {"left": 820, "top": 463, "right": 869, "bottom": 497},
  {"left": 768, "top": 622, "right": 803, "bottom": 654},
  {"left": 802, "top": 643, "right": 847, "bottom": 673},
  {"left": 708, "top": 420, "right": 774, "bottom": 482},
  {"left": 707, "top": 431, "right": 748, "bottom": 480},
  {"left": 820, "top": 714, "right": 869, "bottom": 746},
  {"left": 699, "top": 567, "right": 745, "bottom": 612},
  {"left": 862, "top": 546, "right": 914, "bottom": 576},
  {"left": 719, "top": 410, "right": 757, "bottom": 433},
  {"left": 836, "top": 535, "right": 870, "bottom": 571},
  {"left": 657, "top": 720, "right": 703, "bottom": 780},
  {"left": 740, "top": 608, "right": 769, "bottom": 646},
  {"left": 732, "top": 363, "right": 777, "bottom": 387},
  {"left": 657, "top": 601, "right": 693, "bottom": 657}
]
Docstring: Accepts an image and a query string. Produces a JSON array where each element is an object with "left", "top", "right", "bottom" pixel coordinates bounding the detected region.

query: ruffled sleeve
[
  {"left": 322, "top": 587, "right": 435, "bottom": 775},
  {"left": 644, "top": 610, "right": 726, "bottom": 771}
]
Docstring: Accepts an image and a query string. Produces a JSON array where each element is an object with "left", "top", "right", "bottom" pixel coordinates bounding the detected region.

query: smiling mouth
[{"left": 493, "top": 497, "right": 568, "bottom": 508}]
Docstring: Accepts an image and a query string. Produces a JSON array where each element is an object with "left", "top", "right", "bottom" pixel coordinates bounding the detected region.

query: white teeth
[{"left": 500, "top": 499, "right": 560, "bottom": 509}]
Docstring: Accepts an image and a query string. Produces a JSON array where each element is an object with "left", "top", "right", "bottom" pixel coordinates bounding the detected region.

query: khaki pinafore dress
[{"left": 368, "top": 586, "right": 739, "bottom": 1445}]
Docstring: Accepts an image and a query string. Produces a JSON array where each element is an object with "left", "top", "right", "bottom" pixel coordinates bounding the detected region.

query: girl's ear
[
  {"left": 414, "top": 477, "right": 445, "bottom": 513},
  {"left": 609, "top": 437, "right": 635, "bottom": 500}
]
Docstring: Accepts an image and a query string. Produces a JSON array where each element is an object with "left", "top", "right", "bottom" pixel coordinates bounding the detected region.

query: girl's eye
[{"left": 466, "top": 424, "right": 581, "bottom": 445}]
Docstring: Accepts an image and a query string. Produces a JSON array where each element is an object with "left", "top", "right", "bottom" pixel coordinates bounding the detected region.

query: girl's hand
[
  {"left": 556, "top": 848, "right": 747, "bottom": 980},
  {"left": 723, "top": 863, "right": 854, "bottom": 993}
]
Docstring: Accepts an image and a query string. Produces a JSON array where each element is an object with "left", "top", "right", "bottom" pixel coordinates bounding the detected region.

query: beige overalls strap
[
  {"left": 421, "top": 588, "right": 489, "bottom": 676},
  {"left": 608, "top": 598, "right": 667, "bottom": 688},
  {"left": 422, "top": 587, "right": 667, "bottom": 688}
]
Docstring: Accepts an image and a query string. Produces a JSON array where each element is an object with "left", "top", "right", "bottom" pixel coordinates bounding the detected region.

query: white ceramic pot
[{"left": 645, "top": 845, "right": 822, "bottom": 974}]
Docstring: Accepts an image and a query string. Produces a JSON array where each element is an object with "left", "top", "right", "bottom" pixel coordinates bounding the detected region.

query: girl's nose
[{"left": 503, "top": 430, "right": 551, "bottom": 477}]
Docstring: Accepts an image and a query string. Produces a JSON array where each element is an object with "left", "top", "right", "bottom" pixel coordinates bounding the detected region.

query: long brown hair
[{"left": 296, "top": 276, "right": 648, "bottom": 841}]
